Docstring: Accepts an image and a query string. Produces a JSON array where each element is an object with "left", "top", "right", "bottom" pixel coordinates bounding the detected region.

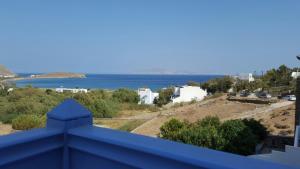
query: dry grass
[
  {"left": 0, "top": 122, "right": 14, "bottom": 135},
  {"left": 259, "top": 104, "right": 295, "bottom": 136},
  {"left": 118, "top": 119, "right": 147, "bottom": 132},
  {"left": 94, "top": 118, "right": 131, "bottom": 129},
  {"left": 132, "top": 95, "right": 258, "bottom": 137}
]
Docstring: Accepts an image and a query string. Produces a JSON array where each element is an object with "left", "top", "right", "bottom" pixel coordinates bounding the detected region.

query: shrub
[
  {"left": 274, "top": 123, "right": 289, "bottom": 129},
  {"left": 45, "top": 89, "right": 53, "bottom": 95},
  {"left": 112, "top": 88, "right": 139, "bottom": 104},
  {"left": 180, "top": 125, "right": 225, "bottom": 150},
  {"left": 242, "top": 118, "right": 268, "bottom": 141},
  {"left": 154, "top": 88, "right": 174, "bottom": 107},
  {"left": 91, "top": 99, "right": 119, "bottom": 118},
  {"left": 12, "top": 114, "right": 44, "bottom": 130},
  {"left": 0, "top": 113, "right": 19, "bottom": 124},
  {"left": 189, "top": 99, "right": 197, "bottom": 104},
  {"left": 160, "top": 117, "right": 264, "bottom": 155},
  {"left": 220, "top": 120, "right": 258, "bottom": 155},
  {"left": 197, "top": 116, "right": 221, "bottom": 128},
  {"left": 160, "top": 119, "right": 185, "bottom": 140},
  {"left": 201, "top": 76, "right": 233, "bottom": 93},
  {"left": 0, "top": 87, "right": 8, "bottom": 96}
]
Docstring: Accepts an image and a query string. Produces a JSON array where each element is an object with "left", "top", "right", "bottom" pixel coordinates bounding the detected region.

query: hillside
[
  {"left": 0, "top": 65, "right": 14, "bottom": 76},
  {"left": 94, "top": 95, "right": 295, "bottom": 138}
]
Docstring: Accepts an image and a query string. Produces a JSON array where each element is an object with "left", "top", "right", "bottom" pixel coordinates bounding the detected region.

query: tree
[
  {"left": 201, "top": 76, "right": 233, "bottom": 93},
  {"left": 92, "top": 99, "right": 119, "bottom": 118},
  {"left": 197, "top": 116, "right": 220, "bottom": 127},
  {"left": 154, "top": 88, "right": 174, "bottom": 107},
  {"left": 45, "top": 89, "right": 53, "bottom": 95},
  {"left": 112, "top": 88, "right": 139, "bottom": 104},
  {"left": 262, "top": 65, "right": 293, "bottom": 88}
]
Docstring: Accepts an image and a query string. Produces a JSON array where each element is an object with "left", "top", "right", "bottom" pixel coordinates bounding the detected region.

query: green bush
[
  {"left": 160, "top": 117, "right": 267, "bottom": 155},
  {"left": 220, "top": 120, "right": 258, "bottom": 155},
  {"left": 201, "top": 76, "right": 233, "bottom": 94},
  {"left": 12, "top": 114, "right": 44, "bottom": 130},
  {"left": 160, "top": 119, "right": 186, "bottom": 140},
  {"left": 91, "top": 99, "right": 119, "bottom": 118},
  {"left": 197, "top": 116, "right": 221, "bottom": 127},
  {"left": 242, "top": 118, "right": 268, "bottom": 141},
  {"left": 45, "top": 89, "right": 53, "bottom": 95},
  {"left": 112, "top": 88, "right": 139, "bottom": 104},
  {"left": 0, "top": 87, "right": 154, "bottom": 125},
  {"left": 154, "top": 88, "right": 174, "bottom": 107},
  {"left": 180, "top": 125, "right": 226, "bottom": 150},
  {"left": 0, "top": 113, "right": 19, "bottom": 124}
]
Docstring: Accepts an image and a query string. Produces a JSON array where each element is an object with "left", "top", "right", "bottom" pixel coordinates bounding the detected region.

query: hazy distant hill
[{"left": 0, "top": 65, "right": 14, "bottom": 76}]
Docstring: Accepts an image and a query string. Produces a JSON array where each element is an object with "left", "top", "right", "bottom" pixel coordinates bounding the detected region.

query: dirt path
[
  {"left": 99, "top": 112, "right": 160, "bottom": 121},
  {"left": 222, "top": 101, "right": 294, "bottom": 121}
]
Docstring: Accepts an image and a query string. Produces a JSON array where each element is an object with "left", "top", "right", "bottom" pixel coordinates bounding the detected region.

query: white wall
[
  {"left": 138, "top": 88, "right": 159, "bottom": 104},
  {"left": 172, "top": 86, "right": 207, "bottom": 103},
  {"left": 292, "top": 72, "right": 300, "bottom": 79}
]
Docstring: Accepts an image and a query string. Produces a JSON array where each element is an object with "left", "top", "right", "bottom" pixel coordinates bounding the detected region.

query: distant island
[
  {"left": 29, "top": 72, "right": 86, "bottom": 79},
  {"left": 0, "top": 64, "right": 86, "bottom": 82},
  {"left": 1, "top": 72, "right": 86, "bottom": 82}
]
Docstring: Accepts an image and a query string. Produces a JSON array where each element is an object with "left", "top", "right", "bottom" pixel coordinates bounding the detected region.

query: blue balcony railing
[{"left": 0, "top": 99, "right": 297, "bottom": 169}]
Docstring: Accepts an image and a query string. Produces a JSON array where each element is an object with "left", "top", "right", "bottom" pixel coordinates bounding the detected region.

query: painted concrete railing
[
  {"left": 0, "top": 99, "right": 297, "bottom": 169},
  {"left": 294, "top": 126, "right": 300, "bottom": 147}
]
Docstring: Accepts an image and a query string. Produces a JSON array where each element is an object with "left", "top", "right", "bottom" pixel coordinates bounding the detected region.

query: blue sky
[{"left": 0, "top": 0, "right": 300, "bottom": 75}]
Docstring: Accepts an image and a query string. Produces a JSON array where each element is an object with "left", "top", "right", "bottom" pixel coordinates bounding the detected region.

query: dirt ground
[
  {"left": 132, "top": 95, "right": 260, "bottom": 137},
  {"left": 249, "top": 103, "right": 295, "bottom": 137},
  {"left": 132, "top": 95, "right": 295, "bottom": 137},
  {"left": 0, "top": 122, "right": 13, "bottom": 135}
]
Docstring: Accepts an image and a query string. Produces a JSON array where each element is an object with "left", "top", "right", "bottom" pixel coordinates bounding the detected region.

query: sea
[{"left": 15, "top": 74, "right": 223, "bottom": 90}]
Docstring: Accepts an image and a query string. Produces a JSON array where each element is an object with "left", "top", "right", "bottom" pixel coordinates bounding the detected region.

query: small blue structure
[{"left": 0, "top": 99, "right": 297, "bottom": 169}]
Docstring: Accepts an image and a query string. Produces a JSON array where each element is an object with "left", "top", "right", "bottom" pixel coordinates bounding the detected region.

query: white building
[
  {"left": 138, "top": 88, "right": 159, "bottom": 105},
  {"left": 55, "top": 87, "right": 88, "bottom": 93},
  {"left": 0, "top": 74, "right": 15, "bottom": 78},
  {"left": 7, "top": 88, "right": 14, "bottom": 92},
  {"left": 171, "top": 85, "right": 207, "bottom": 103},
  {"left": 234, "top": 73, "right": 255, "bottom": 82},
  {"left": 291, "top": 72, "right": 300, "bottom": 79}
]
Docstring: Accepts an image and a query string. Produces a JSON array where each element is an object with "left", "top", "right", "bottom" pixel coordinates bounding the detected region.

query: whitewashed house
[
  {"left": 55, "top": 87, "right": 88, "bottom": 93},
  {"left": 234, "top": 73, "right": 255, "bottom": 82},
  {"left": 292, "top": 72, "right": 300, "bottom": 79},
  {"left": 171, "top": 85, "right": 207, "bottom": 103},
  {"left": 138, "top": 88, "right": 159, "bottom": 104}
]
